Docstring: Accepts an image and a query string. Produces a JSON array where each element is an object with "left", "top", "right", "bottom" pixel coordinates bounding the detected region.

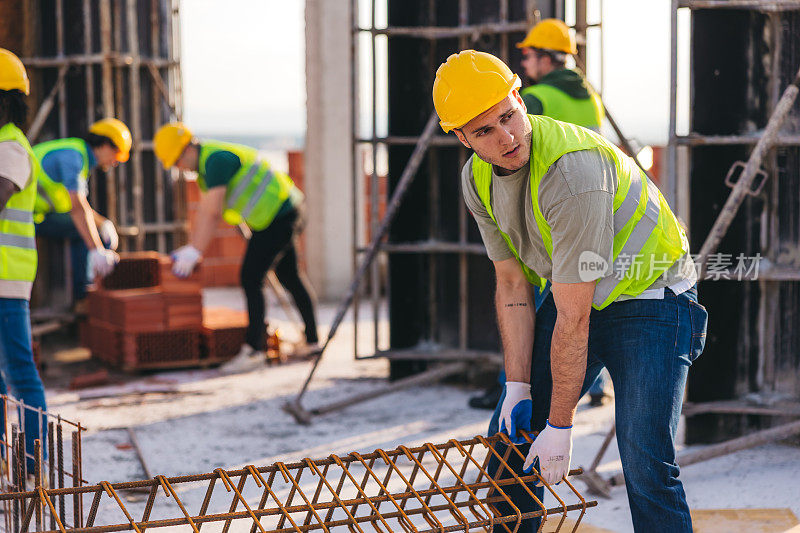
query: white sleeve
[{"left": 0, "top": 141, "right": 33, "bottom": 191}]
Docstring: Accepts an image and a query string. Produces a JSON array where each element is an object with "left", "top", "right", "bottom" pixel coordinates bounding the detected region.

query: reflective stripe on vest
[
  {"left": 0, "top": 208, "right": 34, "bottom": 224},
  {"left": 238, "top": 168, "right": 275, "bottom": 219},
  {"left": 227, "top": 161, "right": 264, "bottom": 207},
  {"left": 0, "top": 233, "right": 36, "bottom": 249},
  {"left": 472, "top": 114, "right": 687, "bottom": 310}
]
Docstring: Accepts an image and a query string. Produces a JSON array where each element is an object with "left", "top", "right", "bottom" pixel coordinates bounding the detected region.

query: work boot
[
  {"left": 290, "top": 342, "right": 322, "bottom": 360},
  {"left": 589, "top": 393, "right": 606, "bottom": 407},
  {"left": 468, "top": 382, "right": 503, "bottom": 410},
  {"left": 218, "top": 344, "right": 265, "bottom": 375}
]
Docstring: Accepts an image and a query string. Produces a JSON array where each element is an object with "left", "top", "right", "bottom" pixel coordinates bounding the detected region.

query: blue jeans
[
  {"left": 0, "top": 299, "right": 47, "bottom": 471},
  {"left": 36, "top": 213, "right": 90, "bottom": 301},
  {"left": 489, "top": 286, "right": 707, "bottom": 533}
]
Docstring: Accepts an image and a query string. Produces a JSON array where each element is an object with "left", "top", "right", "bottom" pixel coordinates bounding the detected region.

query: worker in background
[
  {"left": 0, "top": 48, "right": 48, "bottom": 474},
  {"left": 33, "top": 118, "right": 129, "bottom": 307},
  {"left": 434, "top": 50, "right": 707, "bottom": 532},
  {"left": 517, "top": 18, "right": 603, "bottom": 131},
  {"left": 470, "top": 19, "right": 606, "bottom": 411},
  {"left": 153, "top": 123, "right": 319, "bottom": 374}
]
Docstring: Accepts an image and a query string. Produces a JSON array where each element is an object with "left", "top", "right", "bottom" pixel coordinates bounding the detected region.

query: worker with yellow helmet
[
  {"left": 0, "top": 48, "right": 48, "bottom": 474},
  {"left": 469, "top": 19, "right": 608, "bottom": 413},
  {"left": 153, "top": 123, "right": 319, "bottom": 373},
  {"left": 433, "top": 50, "right": 705, "bottom": 532},
  {"left": 33, "top": 117, "right": 131, "bottom": 306},
  {"left": 516, "top": 18, "right": 604, "bottom": 130}
]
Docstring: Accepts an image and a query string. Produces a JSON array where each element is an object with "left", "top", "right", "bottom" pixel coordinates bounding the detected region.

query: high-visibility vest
[
  {"left": 197, "top": 140, "right": 300, "bottom": 231},
  {"left": 0, "top": 123, "right": 38, "bottom": 297},
  {"left": 472, "top": 115, "right": 688, "bottom": 310},
  {"left": 521, "top": 83, "right": 604, "bottom": 129},
  {"left": 32, "top": 137, "right": 88, "bottom": 220}
]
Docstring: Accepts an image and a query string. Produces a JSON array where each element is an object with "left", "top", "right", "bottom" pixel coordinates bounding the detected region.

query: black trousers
[{"left": 241, "top": 207, "right": 319, "bottom": 350}]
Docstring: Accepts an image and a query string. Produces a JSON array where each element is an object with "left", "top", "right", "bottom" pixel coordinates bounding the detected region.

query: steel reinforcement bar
[{"left": 0, "top": 432, "right": 596, "bottom": 533}]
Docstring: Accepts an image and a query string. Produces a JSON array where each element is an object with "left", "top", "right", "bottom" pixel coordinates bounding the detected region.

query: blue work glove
[{"left": 498, "top": 381, "right": 532, "bottom": 445}]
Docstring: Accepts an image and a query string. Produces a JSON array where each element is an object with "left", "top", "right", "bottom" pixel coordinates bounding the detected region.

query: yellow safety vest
[
  {"left": 0, "top": 123, "right": 38, "bottom": 298},
  {"left": 472, "top": 115, "right": 688, "bottom": 309},
  {"left": 198, "top": 140, "right": 299, "bottom": 231}
]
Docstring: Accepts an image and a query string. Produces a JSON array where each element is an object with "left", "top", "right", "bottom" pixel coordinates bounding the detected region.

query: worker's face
[
  {"left": 95, "top": 145, "right": 121, "bottom": 171},
  {"left": 175, "top": 144, "right": 199, "bottom": 172},
  {"left": 521, "top": 48, "right": 546, "bottom": 81},
  {"left": 454, "top": 92, "right": 531, "bottom": 173}
]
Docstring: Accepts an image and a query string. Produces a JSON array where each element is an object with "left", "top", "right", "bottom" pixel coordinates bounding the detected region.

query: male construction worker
[
  {"left": 471, "top": 18, "right": 606, "bottom": 411},
  {"left": 153, "top": 123, "right": 319, "bottom": 374},
  {"left": 517, "top": 18, "right": 603, "bottom": 131},
  {"left": 433, "top": 50, "right": 707, "bottom": 532},
  {"left": 0, "top": 48, "right": 48, "bottom": 472},
  {"left": 33, "top": 118, "right": 129, "bottom": 304}
]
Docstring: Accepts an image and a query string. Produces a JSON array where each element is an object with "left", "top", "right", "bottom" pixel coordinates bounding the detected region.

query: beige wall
[{"left": 304, "top": 0, "right": 354, "bottom": 300}]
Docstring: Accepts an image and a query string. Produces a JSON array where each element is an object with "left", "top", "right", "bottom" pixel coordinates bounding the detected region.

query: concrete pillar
[{"left": 304, "top": 0, "right": 353, "bottom": 300}]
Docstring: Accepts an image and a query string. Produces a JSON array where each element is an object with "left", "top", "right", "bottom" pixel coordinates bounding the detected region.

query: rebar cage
[{"left": 0, "top": 432, "right": 596, "bottom": 533}]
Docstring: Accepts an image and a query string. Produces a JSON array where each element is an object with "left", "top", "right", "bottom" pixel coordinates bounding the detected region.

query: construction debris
[{"left": 0, "top": 432, "right": 595, "bottom": 533}]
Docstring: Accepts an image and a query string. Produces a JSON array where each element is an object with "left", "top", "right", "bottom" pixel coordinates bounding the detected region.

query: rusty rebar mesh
[
  {"left": 0, "top": 395, "right": 86, "bottom": 533},
  {"left": 0, "top": 431, "right": 596, "bottom": 533}
]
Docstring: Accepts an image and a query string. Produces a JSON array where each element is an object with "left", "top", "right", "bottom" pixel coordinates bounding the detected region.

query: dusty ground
[{"left": 37, "top": 287, "right": 800, "bottom": 532}]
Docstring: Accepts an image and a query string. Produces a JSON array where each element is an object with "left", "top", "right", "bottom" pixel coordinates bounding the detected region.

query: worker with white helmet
[{"left": 433, "top": 50, "right": 706, "bottom": 532}]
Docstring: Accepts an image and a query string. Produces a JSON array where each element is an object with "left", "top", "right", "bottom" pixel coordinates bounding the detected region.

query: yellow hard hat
[
  {"left": 433, "top": 50, "right": 521, "bottom": 133},
  {"left": 516, "top": 19, "right": 577, "bottom": 55},
  {"left": 0, "top": 48, "right": 30, "bottom": 95},
  {"left": 89, "top": 118, "right": 132, "bottom": 162},
  {"left": 153, "top": 122, "right": 193, "bottom": 169}
]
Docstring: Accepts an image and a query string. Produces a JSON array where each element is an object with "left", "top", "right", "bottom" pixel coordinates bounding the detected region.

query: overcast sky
[{"left": 181, "top": 0, "right": 688, "bottom": 145}]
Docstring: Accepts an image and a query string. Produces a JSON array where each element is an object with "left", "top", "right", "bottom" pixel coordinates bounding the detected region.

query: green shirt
[{"left": 202, "top": 150, "right": 242, "bottom": 189}]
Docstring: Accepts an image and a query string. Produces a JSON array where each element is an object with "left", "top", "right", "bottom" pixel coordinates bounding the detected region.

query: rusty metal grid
[
  {"left": 0, "top": 432, "right": 596, "bottom": 533},
  {"left": 0, "top": 395, "right": 86, "bottom": 533}
]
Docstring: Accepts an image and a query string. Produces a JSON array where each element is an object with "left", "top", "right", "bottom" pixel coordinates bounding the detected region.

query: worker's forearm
[
  {"left": 188, "top": 188, "right": 226, "bottom": 253},
  {"left": 188, "top": 209, "right": 220, "bottom": 253},
  {"left": 69, "top": 196, "right": 104, "bottom": 250},
  {"left": 548, "top": 315, "right": 589, "bottom": 427},
  {"left": 495, "top": 280, "right": 535, "bottom": 383},
  {"left": 92, "top": 209, "right": 108, "bottom": 227}
]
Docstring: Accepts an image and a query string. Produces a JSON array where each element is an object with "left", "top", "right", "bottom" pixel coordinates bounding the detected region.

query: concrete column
[{"left": 304, "top": 0, "right": 353, "bottom": 300}]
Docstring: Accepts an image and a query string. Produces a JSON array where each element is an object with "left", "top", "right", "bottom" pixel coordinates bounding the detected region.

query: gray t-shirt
[{"left": 461, "top": 147, "right": 695, "bottom": 300}]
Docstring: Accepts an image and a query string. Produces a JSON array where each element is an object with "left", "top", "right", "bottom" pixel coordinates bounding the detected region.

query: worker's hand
[
  {"left": 524, "top": 421, "right": 572, "bottom": 486},
  {"left": 171, "top": 245, "right": 202, "bottom": 278},
  {"left": 98, "top": 219, "right": 119, "bottom": 251},
  {"left": 89, "top": 248, "right": 119, "bottom": 278},
  {"left": 498, "top": 381, "right": 532, "bottom": 445}
]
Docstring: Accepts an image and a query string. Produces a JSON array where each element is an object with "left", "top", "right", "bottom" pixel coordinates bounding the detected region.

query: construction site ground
[{"left": 40, "top": 287, "right": 800, "bottom": 532}]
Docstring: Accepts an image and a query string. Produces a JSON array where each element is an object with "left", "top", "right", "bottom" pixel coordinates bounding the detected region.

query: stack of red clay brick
[
  {"left": 184, "top": 180, "right": 246, "bottom": 287},
  {"left": 83, "top": 252, "right": 280, "bottom": 372},
  {"left": 84, "top": 252, "right": 203, "bottom": 371}
]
